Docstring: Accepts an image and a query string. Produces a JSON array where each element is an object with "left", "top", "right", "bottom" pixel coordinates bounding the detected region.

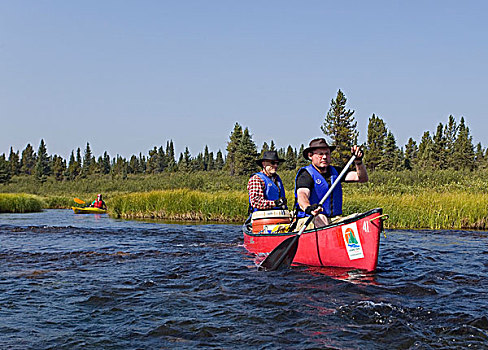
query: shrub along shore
[{"left": 1, "top": 169, "right": 488, "bottom": 230}]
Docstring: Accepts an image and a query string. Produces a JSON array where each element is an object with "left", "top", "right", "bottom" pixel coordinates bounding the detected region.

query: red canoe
[{"left": 243, "top": 208, "right": 386, "bottom": 272}]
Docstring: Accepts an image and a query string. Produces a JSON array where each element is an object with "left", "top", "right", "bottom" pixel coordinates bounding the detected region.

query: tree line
[{"left": 1, "top": 89, "right": 487, "bottom": 184}]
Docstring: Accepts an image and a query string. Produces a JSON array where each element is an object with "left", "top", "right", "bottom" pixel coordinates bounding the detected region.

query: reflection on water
[{"left": 0, "top": 210, "right": 487, "bottom": 349}]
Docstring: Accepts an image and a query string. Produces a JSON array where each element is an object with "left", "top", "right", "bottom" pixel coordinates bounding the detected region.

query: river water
[{"left": 1, "top": 209, "right": 487, "bottom": 349}]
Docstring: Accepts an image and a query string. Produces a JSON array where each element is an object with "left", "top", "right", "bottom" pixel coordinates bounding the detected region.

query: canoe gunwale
[{"left": 243, "top": 207, "right": 383, "bottom": 237}]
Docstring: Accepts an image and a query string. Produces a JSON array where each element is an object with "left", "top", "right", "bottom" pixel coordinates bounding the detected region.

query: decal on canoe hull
[{"left": 341, "top": 223, "right": 364, "bottom": 260}]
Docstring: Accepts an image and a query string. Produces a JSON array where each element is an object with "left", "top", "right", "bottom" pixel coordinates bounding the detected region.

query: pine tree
[
  {"left": 365, "top": 114, "right": 387, "bottom": 171},
  {"left": 166, "top": 140, "right": 177, "bottom": 172},
  {"left": 0, "top": 154, "right": 11, "bottom": 184},
  {"left": 51, "top": 155, "right": 66, "bottom": 181},
  {"left": 277, "top": 147, "right": 286, "bottom": 160},
  {"left": 234, "top": 127, "right": 258, "bottom": 175},
  {"left": 269, "top": 140, "right": 276, "bottom": 151},
  {"left": 207, "top": 151, "right": 215, "bottom": 171},
  {"left": 321, "top": 89, "right": 358, "bottom": 167},
  {"left": 128, "top": 155, "right": 140, "bottom": 174},
  {"left": 147, "top": 147, "right": 158, "bottom": 174},
  {"left": 138, "top": 153, "right": 147, "bottom": 173},
  {"left": 403, "top": 138, "right": 418, "bottom": 170},
  {"left": 8, "top": 147, "right": 20, "bottom": 176},
  {"left": 444, "top": 115, "right": 458, "bottom": 169},
  {"left": 21, "top": 143, "right": 36, "bottom": 175},
  {"left": 260, "top": 142, "right": 270, "bottom": 156},
  {"left": 296, "top": 144, "right": 309, "bottom": 168},
  {"left": 81, "top": 142, "right": 93, "bottom": 177},
  {"left": 192, "top": 153, "right": 205, "bottom": 171},
  {"left": 417, "top": 131, "right": 434, "bottom": 169},
  {"left": 453, "top": 117, "right": 475, "bottom": 170},
  {"left": 112, "top": 155, "right": 128, "bottom": 179},
  {"left": 381, "top": 131, "right": 401, "bottom": 170},
  {"left": 76, "top": 148, "right": 82, "bottom": 168},
  {"left": 102, "top": 151, "right": 111, "bottom": 174},
  {"left": 157, "top": 146, "right": 167, "bottom": 173},
  {"left": 432, "top": 123, "right": 447, "bottom": 170},
  {"left": 203, "top": 145, "right": 210, "bottom": 171},
  {"left": 67, "top": 151, "right": 80, "bottom": 180},
  {"left": 215, "top": 150, "right": 224, "bottom": 170},
  {"left": 178, "top": 147, "right": 192, "bottom": 172},
  {"left": 35, "top": 139, "right": 50, "bottom": 182},
  {"left": 284, "top": 145, "right": 296, "bottom": 170},
  {"left": 225, "top": 122, "right": 243, "bottom": 175}
]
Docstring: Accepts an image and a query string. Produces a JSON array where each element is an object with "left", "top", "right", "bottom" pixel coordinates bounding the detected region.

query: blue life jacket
[
  {"left": 250, "top": 172, "right": 286, "bottom": 212},
  {"left": 294, "top": 164, "right": 342, "bottom": 217}
]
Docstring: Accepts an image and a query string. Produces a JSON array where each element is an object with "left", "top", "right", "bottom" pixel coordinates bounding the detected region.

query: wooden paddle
[
  {"left": 258, "top": 154, "right": 357, "bottom": 271},
  {"left": 74, "top": 198, "right": 86, "bottom": 205}
]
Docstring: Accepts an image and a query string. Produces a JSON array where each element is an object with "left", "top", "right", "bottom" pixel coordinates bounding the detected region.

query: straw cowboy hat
[
  {"left": 256, "top": 151, "right": 285, "bottom": 167},
  {"left": 302, "top": 138, "right": 336, "bottom": 160}
]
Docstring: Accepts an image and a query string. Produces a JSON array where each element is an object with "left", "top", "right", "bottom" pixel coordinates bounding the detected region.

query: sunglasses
[{"left": 265, "top": 161, "right": 279, "bottom": 165}]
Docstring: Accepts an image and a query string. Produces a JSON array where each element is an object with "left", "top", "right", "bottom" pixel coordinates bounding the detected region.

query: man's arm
[
  {"left": 296, "top": 170, "right": 323, "bottom": 216},
  {"left": 344, "top": 146, "right": 368, "bottom": 183}
]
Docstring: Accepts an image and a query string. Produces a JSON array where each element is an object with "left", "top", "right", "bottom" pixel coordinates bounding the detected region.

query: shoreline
[{"left": 2, "top": 190, "right": 487, "bottom": 230}]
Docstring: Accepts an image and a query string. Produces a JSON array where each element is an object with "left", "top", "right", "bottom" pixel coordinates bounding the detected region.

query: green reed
[
  {"left": 344, "top": 190, "right": 488, "bottom": 230},
  {"left": 2, "top": 169, "right": 488, "bottom": 229},
  {"left": 110, "top": 189, "right": 248, "bottom": 222},
  {"left": 0, "top": 193, "right": 45, "bottom": 213}
]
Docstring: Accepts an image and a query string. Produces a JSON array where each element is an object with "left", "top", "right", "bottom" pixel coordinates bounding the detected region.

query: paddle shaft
[{"left": 295, "top": 154, "right": 356, "bottom": 237}]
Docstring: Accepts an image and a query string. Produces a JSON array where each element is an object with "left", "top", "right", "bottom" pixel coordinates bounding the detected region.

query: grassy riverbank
[
  {"left": 108, "top": 188, "right": 488, "bottom": 229},
  {"left": 1, "top": 170, "right": 487, "bottom": 229},
  {"left": 0, "top": 193, "right": 44, "bottom": 213},
  {"left": 110, "top": 189, "right": 247, "bottom": 222}
]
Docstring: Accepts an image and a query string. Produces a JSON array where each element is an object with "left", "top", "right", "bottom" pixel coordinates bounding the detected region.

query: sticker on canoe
[{"left": 341, "top": 223, "right": 364, "bottom": 260}]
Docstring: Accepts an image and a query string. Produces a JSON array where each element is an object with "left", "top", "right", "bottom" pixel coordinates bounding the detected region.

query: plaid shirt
[{"left": 247, "top": 172, "right": 278, "bottom": 210}]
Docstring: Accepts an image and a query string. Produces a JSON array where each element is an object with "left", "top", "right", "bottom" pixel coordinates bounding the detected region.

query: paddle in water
[{"left": 258, "top": 154, "right": 357, "bottom": 271}]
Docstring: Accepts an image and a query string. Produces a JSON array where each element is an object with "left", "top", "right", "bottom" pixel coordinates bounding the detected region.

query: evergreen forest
[{"left": 1, "top": 89, "right": 487, "bottom": 186}]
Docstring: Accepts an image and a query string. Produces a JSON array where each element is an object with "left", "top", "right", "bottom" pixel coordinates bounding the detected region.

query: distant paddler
[{"left": 89, "top": 194, "right": 107, "bottom": 210}]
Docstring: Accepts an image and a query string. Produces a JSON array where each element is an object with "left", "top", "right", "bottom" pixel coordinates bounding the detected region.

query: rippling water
[{"left": 1, "top": 210, "right": 487, "bottom": 349}]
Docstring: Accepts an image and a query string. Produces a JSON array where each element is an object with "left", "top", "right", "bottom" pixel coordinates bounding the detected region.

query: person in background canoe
[
  {"left": 247, "top": 151, "right": 288, "bottom": 213},
  {"left": 89, "top": 194, "right": 107, "bottom": 210},
  {"left": 295, "top": 138, "right": 368, "bottom": 227}
]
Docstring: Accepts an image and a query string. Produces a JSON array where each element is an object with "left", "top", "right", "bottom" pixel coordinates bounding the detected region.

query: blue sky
[{"left": 1, "top": 1, "right": 487, "bottom": 159}]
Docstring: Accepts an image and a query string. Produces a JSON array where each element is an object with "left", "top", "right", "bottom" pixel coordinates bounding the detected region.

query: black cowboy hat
[
  {"left": 256, "top": 151, "right": 285, "bottom": 167},
  {"left": 302, "top": 138, "right": 336, "bottom": 160}
]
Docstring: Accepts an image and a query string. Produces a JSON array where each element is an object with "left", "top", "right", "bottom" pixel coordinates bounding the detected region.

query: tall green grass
[
  {"left": 110, "top": 189, "right": 248, "bottom": 222},
  {"left": 0, "top": 193, "right": 44, "bottom": 213},
  {"left": 344, "top": 191, "right": 488, "bottom": 230},
  {"left": 2, "top": 170, "right": 488, "bottom": 229}
]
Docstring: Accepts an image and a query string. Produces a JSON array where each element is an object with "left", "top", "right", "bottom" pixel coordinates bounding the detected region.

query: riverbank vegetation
[
  {"left": 110, "top": 189, "right": 247, "bottom": 222},
  {"left": 1, "top": 90, "right": 487, "bottom": 228},
  {"left": 0, "top": 193, "right": 44, "bottom": 213},
  {"left": 1, "top": 169, "right": 488, "bottom": 229}
]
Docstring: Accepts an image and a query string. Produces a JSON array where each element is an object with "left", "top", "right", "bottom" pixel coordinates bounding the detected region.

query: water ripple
[{"left": 1, "top": 210, "right": 488, "bottom": 349}]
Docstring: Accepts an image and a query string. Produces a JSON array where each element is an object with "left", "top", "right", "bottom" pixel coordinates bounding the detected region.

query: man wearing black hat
[
  {"left": 294, "top": 138, "right": 368, "bottom": 227},
  {"left": 247, "top": 151, "right": 288, "bottom": 212}
]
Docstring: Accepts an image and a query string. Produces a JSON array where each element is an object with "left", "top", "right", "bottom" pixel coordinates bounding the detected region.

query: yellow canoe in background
[{"left": 71, "top": 207, "right": 107, "bottom": 214}]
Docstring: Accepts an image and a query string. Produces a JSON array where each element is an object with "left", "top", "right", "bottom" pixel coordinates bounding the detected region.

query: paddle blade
[
  {"left": 258, "top": 235, "right": 299, "bottom": 271},
  {"left": 74, "top": 198, "right": 85, "bottom": 205}
]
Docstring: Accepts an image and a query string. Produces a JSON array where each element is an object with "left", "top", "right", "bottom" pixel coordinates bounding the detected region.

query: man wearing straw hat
[
  {"left": 247, "top": 151, "right": 288, "bottom": 212},
  {"left": 294, "top": 138, "right": 368, "bottom": 227}
]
